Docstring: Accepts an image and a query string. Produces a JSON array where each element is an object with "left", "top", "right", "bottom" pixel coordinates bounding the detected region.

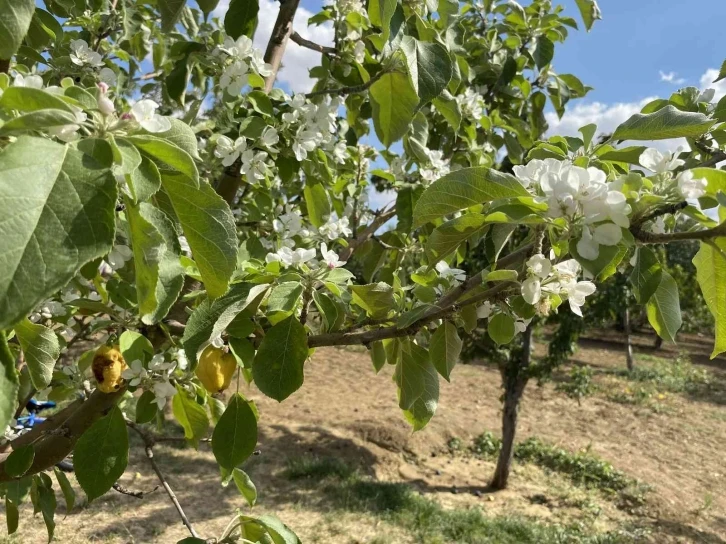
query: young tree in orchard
[{"left": 1, "top": 0, "right": 726, "bottom": 540}]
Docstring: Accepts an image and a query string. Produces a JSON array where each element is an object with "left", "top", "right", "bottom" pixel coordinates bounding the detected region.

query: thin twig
[
  {"left": 338, "top": 207, "right": 396, "bottom": 262},
  {"left": 305, "top": 69, "right": 389, "bottom": 98},
  {"left": 113, "top": 482, "right": 160, "bottom": 499},
  {"left": 127, "top": 422, "right": 204, "bottom": 540},
  {"left": 290, "top": 31, "right": 338, "bottom": 56},
  {"left": 630, "top": 220, "right": 726, "bottom": 244}
]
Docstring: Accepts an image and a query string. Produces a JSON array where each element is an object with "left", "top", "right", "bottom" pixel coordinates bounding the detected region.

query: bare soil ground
[{"left": 3, "top": 330, "right": 726, "bottom": 543}]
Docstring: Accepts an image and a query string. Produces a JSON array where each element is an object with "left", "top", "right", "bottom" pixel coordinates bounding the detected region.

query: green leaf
[
  {"left": 0, "top": 87, "right": 74, "bottom": 113},
  {"left": 714, "top": 59, "right": 726, "bottom": 83},
  {"left": 74, "top": 406, "right": 129, "bottom": 502},
  {"left": 629, "top": 247, "right": 662, "bottom": 304},
  {"left": 198, "top": 0, "right": 220, "bottom": 15},
  {"left": 401, "top": 37, "right": 452, "bottom": 106},
  {"left": 5, "top": 497, "right": 18, "bottom": 534},
  {"left": 267, "top": 282, "right": 303, "bottom": 314},
  {"left": 612, "top": 105, "right": 715, "bottom": 141},
  {"left": 0, "top": 332, "right": 19, "bottom": 433},
  {"left": 33, "top": 473, "right": 56, "bottom": 542},
  {"left": 14, "top": 319, "right": 60, "bottom": 390},
  {"left": 183, "top": 283, "right": 265, "bottom": 367},
  {"left": 370, "top": 340, "right": 386, "bottom": 373},
  {"left": 127, "top": 135, "right": 199, "bottom": 187},
  {"left": 598, "top": 145, "right": 648, "bottom": 165},
  {"left": 432, "top": 92, "right": 462, "bottom": 131},
  {"left": 533, "top": 36, "right": 554, "bottom": 69},
  {"left": 574, "top": 0, "right": 601, "bottom": 31},
  {"left": 119, "top": 330, "right": 154, "bottom": 366},
  {"left": 252, "top": 316, "right": 308, "bottom": 402},
  {"left": 350, "top": 282, "right": 396, "bottom": 318},
  {"left": 135, "top": 390, "right": 158, "bottom": 424},
  {"left": 213, "top": 394, "right": 258, "bottom": 471},
  {"left": 402, "top": 345, "right": 439, "bottom": 431},
  {"left": 239, "top": 514, "right": 301, "bottom": 544},
  {"left": 370, "top": 71, "right": 420, "bottom": 147},
  {"left": 368, "top": 0, "right": 397, "bottom": 36},
  {"left": 646, "top": 271, "right": 682, "bottom": 343},
  {"left": 312, "top": 290, "right": 340, "bottom": 332},
  {"left": 159, "top": 172, "right": 237, "bottom": 299},
  {"left": 429, "top": 321, "right": 461, "bottom": 382},
  {"left": 225, "top": 0, "right": 259, "bottom": 39},
  {"left": 484, "top": 269, "right": 519, "bottom": 282},
  {"left": 53, "top": 467, "right": 76, "bottom": 513},
  {"left": 159, "top": 0, "right": 186, "bottom": 32},
  {"left": 0, "top": 137, "right": 117, "bottom": 329},
  {"left": 303, "top": 181, "right": 331, "bottom": 228},
  {"left": 6, "top": 445, "right": 34, "bottom": 478},
  {"left": 488, "top": 313, "right": 515, "bottom": 345},
  {"left": 77, "top": 138, "right": 114, "bottom": 168},
  {"left": 413, "top": 167, "right": 528, "bottom": 228},
  {"left": 394, "top": 341, "right": 427, "bottom": 411},
  {"left": 126, "top": 202, "right": 184, "bottom": 324},
  {"left": 693, "top": 239, "right": 726, "bottom": 358},
  {"left": 0, "top": 0, "right": 35, "bottom": 58},
  {"left": 0, "top": 109, "right": 78, "bottom": 136},
  {"left": 568, "top": 240, "right": 624, "bottom": 279},
  {"left": 152, "top": 118, "right": 201, "bottom": 160},
  {"left": 232, "top": 468, "right": 257, "bottom": 507},
  {"left": 172, "top": 385, "right": 209, "bottom": 448},
  {"left": 425, "top": 213, "right": 488, "bottom": 262}
]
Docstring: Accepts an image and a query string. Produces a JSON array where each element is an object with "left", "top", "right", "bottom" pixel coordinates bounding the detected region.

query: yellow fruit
[
  {"left": 196, "top": 345, "right": 237, "bottom": 393},
  {"left": 92, "top": 345, "right": 128, "bottom": 393}
]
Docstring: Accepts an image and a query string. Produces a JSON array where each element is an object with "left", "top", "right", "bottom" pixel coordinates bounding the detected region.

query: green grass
[
  {"left": 284, "top": 456, "right": 357, "bottom": 480},
  {"left": 467, "top": 433, "right": 649, "bottom": 506},
  {"left": 283, "top": 455, "right": 648, "bottom": 543}
]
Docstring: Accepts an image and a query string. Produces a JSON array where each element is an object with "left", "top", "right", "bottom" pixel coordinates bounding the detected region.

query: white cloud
[
  {"left": 214, "top": 0, "right": 333, "bottom": 93},
  {"left": 659, "top": 70, "right": 686, "bottom": 85},
  {"left": 700, "top": 68, "right": 726, "bottom": 102}
]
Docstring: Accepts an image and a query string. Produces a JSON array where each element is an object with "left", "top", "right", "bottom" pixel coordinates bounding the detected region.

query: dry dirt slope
[{"left": 2, "top": 335, "right": 726, "bottom": 543}]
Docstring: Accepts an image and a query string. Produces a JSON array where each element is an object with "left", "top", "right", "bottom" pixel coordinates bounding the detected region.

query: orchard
[{"left": 0, "top": 0, "right": 725, "bottom": 542}]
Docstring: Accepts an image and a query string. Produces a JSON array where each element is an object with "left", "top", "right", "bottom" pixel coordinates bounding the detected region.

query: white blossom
[
  {"left": 107, "top": 244, "right": 133, "bottom": 270},
  {"left": 220, "top": 60, "right": 250, "bottom": 95},
  {"left": 677, "top": 170, "right": 708, "bottom": 199},
  {"left": 13, "top": 74, "right": 44, "bottom": 89},
  {"left": 130, "top": 100, "right": 171, "bottom": 133},
  {"left": 320, "top": 242, "right": 345, "bottom": 269},
  {"left": 354, "top": 40, "right": 366, "bottom": 63},
  {"left": 265, "top": 246, "right": 316, "bottom": 268},
  {"left": 456, "top": 87, "right": 484, "bottom": 120},
  {"left": 332, "top": 142, "right": 348, "bottom": 164},
  {"left": 47, "top": 107, "right": 87, "bottom": 142},
  {"left": 121, "top": 360, "right": 147, "bottom": 387},
  {"left": 215, "top": 135, "right": 247, "bottom": 166},
  {"left": 292, "top": 127, "right": 321, "bottom": 161},
  {"left": 260, "top": 126, "right": 279, "bottom": 150},
  {"left": 639, "top": 147, "right": 685, "bottom": 174},
  {"left": 152, "top": 379, "right": 177, "bottom": 409},
  {"left": 477, "top": 301, "right": 493, "bottom": 319},
  {"left": 222, "top": 35, "right": 254, "bottom": 59},
  {"left": 273, "top": 208, "right": 304, "bottom": 237},
  {"left": 436, "top": 261, "right": 466, "bottom": 283},
  {"left": 240, "top": 150, "right": 269, "bottom": 181},
  {"left": 420, "top": 149, "right": 450, "bottom": 183},
  {"left": 70, "top": 39, "right": 104, "bottom": 67},
  {"left": 319, "top": 214, "right": 352, "bottom": 240}
]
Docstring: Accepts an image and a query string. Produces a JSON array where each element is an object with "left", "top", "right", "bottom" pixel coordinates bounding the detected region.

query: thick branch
[
  {"left": 290, "top": 31, "right": 337, "bottom": 56},
  {"left": 263, "top": 0, "right": 301, "bottom": 93},
  {"left": 631, "top": 221, "right": 726, "bottom": 244},
  {"left": 127, "top": 422, "right": 203, "bottom": 540},
  {"left": 0, "top": 390, "right": 124, "bottom": 482},
  {"left": 305, "top": 69, "right": 388, "bottom": 98}
]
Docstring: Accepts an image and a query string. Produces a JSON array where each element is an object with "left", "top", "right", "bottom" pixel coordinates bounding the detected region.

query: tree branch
[
  {"left": 0, "top": 390, "right": 124, "bottom": 482},
  {"left": 290, "top": 31, "right": 337, "bottom": 56},
  {"left": 305, "top": 69, "right": 389, "bottom": 98},
  {"left": 631, "top": 220, "right": 726, "bottom": 244},
  {"left": 263, "top": 0, "right": 301, "bottom": 93},
  {"left": 338, "top": 207, "right": 396, "bottom": 262},
  {"left": 127, "top": 422, "right": 204, "bottom": 541},
  {"left": 113, "top": 482, "right": 159, "bottom": 499}
]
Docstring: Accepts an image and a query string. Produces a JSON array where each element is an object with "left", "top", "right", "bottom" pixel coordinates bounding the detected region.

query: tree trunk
[
  {"left": 490, "top": 323, "right": 534, "bottom": 490},
  {"left": 624, "top": 306, "right": 634, "bottom": 371}
]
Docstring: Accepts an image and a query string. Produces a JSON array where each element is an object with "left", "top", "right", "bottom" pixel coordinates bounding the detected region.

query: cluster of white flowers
[
  {"left": 29, "top": 300, "right": 65, "bottom": 323},
  {"left": 218, "top": 35, "right": 272, "bottom": 95},
  {"left": 514, "top": 159, "right": 631, "bottom": 260},
  {"left": 521, "top": 254, "right": 596, "bottom": 316},
  {"left": 283, "top": 94, "right": 344, "bottom": 161},
  {"left": 456, "top": 88, "right": 485, "bottom": 121},
  {"left": 638, "top": 147, "right": 707, "bottom": 200},
  {"left": 318, "top": 214, "right": 353, "bottom": 240},
  {"left": 265, "top": 242, "right": 346, "bottom": 269},
  {"left": 69, "top": 39, "right": 104, "bottom": 68},
  {"left": 334, "top": 0, "right": 368, "bottom": 69},
  {"left": 420, "top": 149, "right": 450, "bottom": 183},
  {"left": 130, "top": 99, "right": 171, "bottom": 133},
  {"left": 122, "top": 354, "right": 178, "bottom": 409}
]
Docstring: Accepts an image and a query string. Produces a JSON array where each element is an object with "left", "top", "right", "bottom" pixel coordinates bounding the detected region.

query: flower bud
[{"left": 98, "top": 94, "right": 115, "bottom": 115}]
